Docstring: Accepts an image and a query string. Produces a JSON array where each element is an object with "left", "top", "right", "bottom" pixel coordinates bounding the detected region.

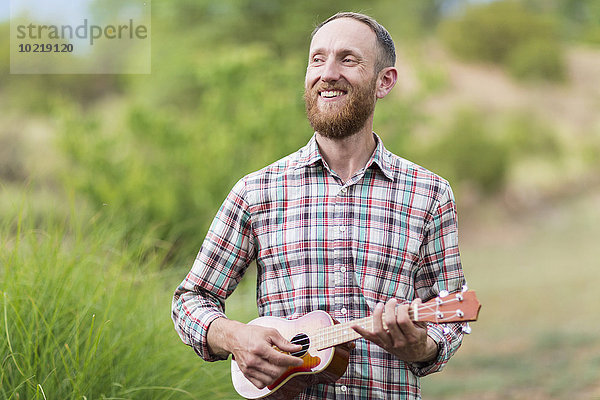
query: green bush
[
  {"left": 418, "top": 110, "right": 510, "bottom": 195},
  {"left": 501, "top": 112, "right": 562, "bottom": 159},
  {"left": 439, "top": 0, "right": 566, "bottom": 82},
  {"left": 58, "top": 45, "right": 309, "bottom": 265},
  {"left": 507, "top": 39, "right": 566, "bottom": 81}
]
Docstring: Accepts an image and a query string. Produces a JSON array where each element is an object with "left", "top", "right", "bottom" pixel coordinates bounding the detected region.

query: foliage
[
  {"left": 507, "top": 38, "right": 566, "bottom": 81},
  {"left": 0, "top": 194, "right": 230, "bottom": 399},
  {"left": 439, "top": 0, "right": 566, "bottom": 81},
  {"left": 58, "top": 44, "right": 309, "bottom": 265},
  {"left": 547, "top": 0, "right": 600, "bottom": 44},
  {"left": 501, "top": 111, "right": 562, "bottom": 159},
  {"left": 417, "top": 109, "right": 511, "bottom": 194}
]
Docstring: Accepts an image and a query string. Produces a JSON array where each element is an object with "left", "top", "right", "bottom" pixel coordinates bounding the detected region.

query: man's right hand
[{"left": 207, "top": 317, "right": 304, "bottom": 389}]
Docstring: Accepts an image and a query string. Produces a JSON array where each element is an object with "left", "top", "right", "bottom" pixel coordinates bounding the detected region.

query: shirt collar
[
  {"left": 295, "top": 132, "right": 395, "bottom": 181},
  {"left": 295, "top": 134, "right": 323, "bottom": 168},
  {"left": 367, "top": 133, "right": 395, "bottom": 181}
]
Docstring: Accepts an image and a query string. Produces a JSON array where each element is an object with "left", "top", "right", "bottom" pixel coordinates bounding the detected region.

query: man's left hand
[{"left": 352, "top": 298, "right": 438, "bottom": 363}]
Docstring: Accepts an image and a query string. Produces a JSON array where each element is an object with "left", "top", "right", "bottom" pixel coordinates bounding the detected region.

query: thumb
[{"left": 270, "top": 333, "right": 302, "bottom": 353}]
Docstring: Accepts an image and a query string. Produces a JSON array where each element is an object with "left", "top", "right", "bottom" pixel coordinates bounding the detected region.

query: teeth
[{"left": 321, "top": 90, "right": 345, "bottom": 98}]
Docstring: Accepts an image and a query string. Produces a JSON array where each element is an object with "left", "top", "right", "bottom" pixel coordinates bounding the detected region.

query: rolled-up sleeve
[
  {"left": 410, "top": 182, "right": 466, "bottom": 376},
  {"left": 171, "top": 178, "right": 255, "bottom": 361}
]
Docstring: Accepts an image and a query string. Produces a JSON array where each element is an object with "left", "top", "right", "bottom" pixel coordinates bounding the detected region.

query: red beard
[{"left": 304, "top": 76, "right": 377, "bottom": 139}]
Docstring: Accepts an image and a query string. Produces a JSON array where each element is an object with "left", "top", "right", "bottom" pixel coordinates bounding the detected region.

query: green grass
[{"left": 0, "top": 191, "right": 234, "bottom": 400}]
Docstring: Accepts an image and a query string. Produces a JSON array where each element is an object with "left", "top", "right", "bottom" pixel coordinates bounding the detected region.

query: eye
[{"left": 311, "top": 55, "right": 325, "bottom": 64}]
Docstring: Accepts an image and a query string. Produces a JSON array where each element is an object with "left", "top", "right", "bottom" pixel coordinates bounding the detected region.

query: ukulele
[{"left": 231, "top": 289, "right": 481, "bottom": 399}]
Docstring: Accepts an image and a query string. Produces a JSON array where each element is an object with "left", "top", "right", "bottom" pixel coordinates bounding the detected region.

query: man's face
[{"left": 304, "top": 18, "right": 379, "bottom": 139}]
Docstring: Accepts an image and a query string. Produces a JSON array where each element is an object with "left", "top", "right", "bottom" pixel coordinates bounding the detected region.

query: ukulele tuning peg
[
  {"left": 462, "top": 323, "right": 472, "bottom": 334},
  {"left": 442, "top": 326, "right": 452, "bottom": 335},
  {"left": 439, "top": 290, "right": 449, "bottom": 298},
  {"left": 461, "top": 284, "right": 469, "bottom": 292}
]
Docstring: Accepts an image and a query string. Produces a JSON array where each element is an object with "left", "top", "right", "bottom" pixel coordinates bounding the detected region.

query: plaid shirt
[{"left": 172, "top": 133, "right": 466, "bottom": 399}]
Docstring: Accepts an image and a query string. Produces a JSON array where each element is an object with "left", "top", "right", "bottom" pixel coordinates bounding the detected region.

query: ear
[{"left": 375, "top": 67, "right": 398, "bottom": 99}]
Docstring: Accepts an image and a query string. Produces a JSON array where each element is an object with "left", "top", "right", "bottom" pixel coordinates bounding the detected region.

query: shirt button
[
  {"left": 340, "top": 308, "right": 347, "bottom": 315},
  {"left": 340, "top": 187, "right": 347, "bottom": 194},
  {"left": 340, "top": 266, "right": 346, "bottom": 273},
  {"left": 340, "top": 385, "right": 347, "bottom": 392},
  {"left": 339, "top": 226, "right": 346, "bottom": 232}
]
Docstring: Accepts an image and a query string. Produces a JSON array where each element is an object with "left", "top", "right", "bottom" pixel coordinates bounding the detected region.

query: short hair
[{"left": 311, "top": 12, "right": 396, "bottom": 72}]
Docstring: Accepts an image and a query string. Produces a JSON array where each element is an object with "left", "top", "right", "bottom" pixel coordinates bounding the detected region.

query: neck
[{"left": 315, "top": 126, "right": 376, "bottom": 183}]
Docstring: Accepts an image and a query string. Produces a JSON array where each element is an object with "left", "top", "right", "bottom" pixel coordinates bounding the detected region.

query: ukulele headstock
[{"left": 414, "top": 289, "right": 481, "bottom": 324}]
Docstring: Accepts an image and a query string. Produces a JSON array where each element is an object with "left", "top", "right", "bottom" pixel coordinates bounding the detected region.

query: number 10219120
[{"left": 18, "top": 43, "right": 74, "bottom": 53}]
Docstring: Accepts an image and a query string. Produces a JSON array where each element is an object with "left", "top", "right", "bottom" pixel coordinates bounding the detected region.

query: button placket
[{"left": 334, "top": 184, "right": 349, "bottom": 320}]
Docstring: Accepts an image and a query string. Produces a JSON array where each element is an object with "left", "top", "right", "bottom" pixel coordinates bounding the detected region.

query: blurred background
[{"left": 1, "top": 0, "right": 599, "bottom": 398}]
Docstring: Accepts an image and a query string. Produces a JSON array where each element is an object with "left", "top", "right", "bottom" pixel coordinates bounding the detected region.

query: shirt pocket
[{"left": 352, "top": 228, "right": 421, "bottom": 310}]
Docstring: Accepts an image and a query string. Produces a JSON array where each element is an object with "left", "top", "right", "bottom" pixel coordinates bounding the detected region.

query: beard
[{"left": 304, "top": 76, "right": 377, "bottom": 139}]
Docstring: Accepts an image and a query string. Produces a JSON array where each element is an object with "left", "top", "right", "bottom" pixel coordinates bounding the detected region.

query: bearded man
[{"left": 172, "top": 12, "right": 467, "bottom": 399}]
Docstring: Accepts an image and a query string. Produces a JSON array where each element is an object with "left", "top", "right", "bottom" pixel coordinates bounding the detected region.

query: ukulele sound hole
[{"left": 290, "top": 333, "right": 310, "bottom": 357}]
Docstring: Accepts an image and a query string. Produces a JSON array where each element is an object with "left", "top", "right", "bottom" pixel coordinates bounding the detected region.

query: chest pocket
[{"left": 351, "top": 225, "right": 422, "bottom": 309}]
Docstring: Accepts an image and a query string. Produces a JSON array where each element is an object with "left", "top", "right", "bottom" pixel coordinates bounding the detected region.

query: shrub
[
  {"left": 419, "top": 110, "right": 510, "bottom": 195},
  {"left": 501, "top": 112, "right": 562, "bottom": 158},
  {"left": 439, "top": 0, "right": 566, "bottom": 82},
  {"left": 58, "top": 45, "right": 309, "bottom": 266},
  {"left": 507, "top": 39, "right": 566, "bottom": 81}
]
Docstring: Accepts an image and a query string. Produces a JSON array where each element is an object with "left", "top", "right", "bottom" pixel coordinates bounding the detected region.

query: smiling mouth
[{"left": 320, "top": 90, "right": 347, "bottom": 98}]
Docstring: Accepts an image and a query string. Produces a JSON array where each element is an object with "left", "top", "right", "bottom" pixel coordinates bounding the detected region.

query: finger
[
  {"left": 384, "top": 300, "right": 411, "bottom": 347},
  {"left": 266, "top": 347, "right": 304, "bottom": 367},
  {"left": 268, "top": 334, "right": 304, "bottom": 367},
  {"left": 396, "top": 301, "right": 426, "bottom": 342},
  {"left": 371, "top": 302, "right": 386, "bottom": 332},
  {"left": 384, "top": 298, "right": 399, "bottom": 332},
  {"left": 394, "top": 303, "right": 414, "bottom": 336},
  {"left": 245, "top": 368, "right": 277, "bottom": 390},
  {"left": 270, "top": 332, "right": 303, "bottom": 353},
  {"left": 239, "top": 354, "right": 283, "bottom": 389},
  {"left": 351, "top": 324, "right": 384, "bottom": 347},
  {"left": 373, "top": 303, "right": 393, "bottom": 348}
]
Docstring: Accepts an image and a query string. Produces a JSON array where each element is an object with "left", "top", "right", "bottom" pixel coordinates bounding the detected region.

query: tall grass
[{"left": 0, "top": 191, "right": 232, "bottom": 399}]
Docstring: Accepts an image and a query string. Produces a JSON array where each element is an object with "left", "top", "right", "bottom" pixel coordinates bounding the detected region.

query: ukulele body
[{"left": 231, "top": 310, "right": 351, "bottom": 399}]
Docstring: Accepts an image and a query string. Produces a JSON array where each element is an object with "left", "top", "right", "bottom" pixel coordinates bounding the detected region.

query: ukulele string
[{"left": 312, "top": 295, "right": 468, "bottom": 348}]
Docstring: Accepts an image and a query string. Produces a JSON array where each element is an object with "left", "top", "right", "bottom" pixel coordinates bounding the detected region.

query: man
[{"left": 172, "top": 12, "right": 466, "bottom": 399}]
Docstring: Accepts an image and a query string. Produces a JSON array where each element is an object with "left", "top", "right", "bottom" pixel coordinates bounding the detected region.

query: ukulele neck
[
  {"left": 313, "top": 306, "right": 417, "bottom": 351},
  {"left": 311, "top": 290, "right": 480, "bottom": 351}
]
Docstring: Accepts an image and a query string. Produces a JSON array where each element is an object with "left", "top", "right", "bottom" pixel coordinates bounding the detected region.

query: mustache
[{"left": 313, "top": 82, "right": 350, "bottom": 93}]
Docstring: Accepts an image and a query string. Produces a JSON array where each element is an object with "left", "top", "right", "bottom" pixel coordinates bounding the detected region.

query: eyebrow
[{"left": 309, "top": 47, "right": 363, "bottom": 58}]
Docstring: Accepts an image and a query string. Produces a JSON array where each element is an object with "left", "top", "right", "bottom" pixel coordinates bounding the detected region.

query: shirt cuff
[
  {"left": 189, "top": 309, "right": 228, "bottom": 362},
  {"left": 407, "top": 324, "right": 452, "bottom": 377}
]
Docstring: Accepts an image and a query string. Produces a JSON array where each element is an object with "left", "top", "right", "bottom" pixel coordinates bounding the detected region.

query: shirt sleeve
[
  {"left": 409, "top": 182, "right": 466, "bottom": 376},
  {"left": 171, "top": 178, "right": 255, "bottom": 361}
]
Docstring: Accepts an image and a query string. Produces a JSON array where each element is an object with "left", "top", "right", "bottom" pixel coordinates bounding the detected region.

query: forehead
[{"left": 309, "top": 18, "right": 377, "bottom": 57}]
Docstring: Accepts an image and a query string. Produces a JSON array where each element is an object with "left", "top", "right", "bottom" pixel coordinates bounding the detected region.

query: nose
[{"left": 321, "top": 58, "right": 341, "bottom": 83}]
